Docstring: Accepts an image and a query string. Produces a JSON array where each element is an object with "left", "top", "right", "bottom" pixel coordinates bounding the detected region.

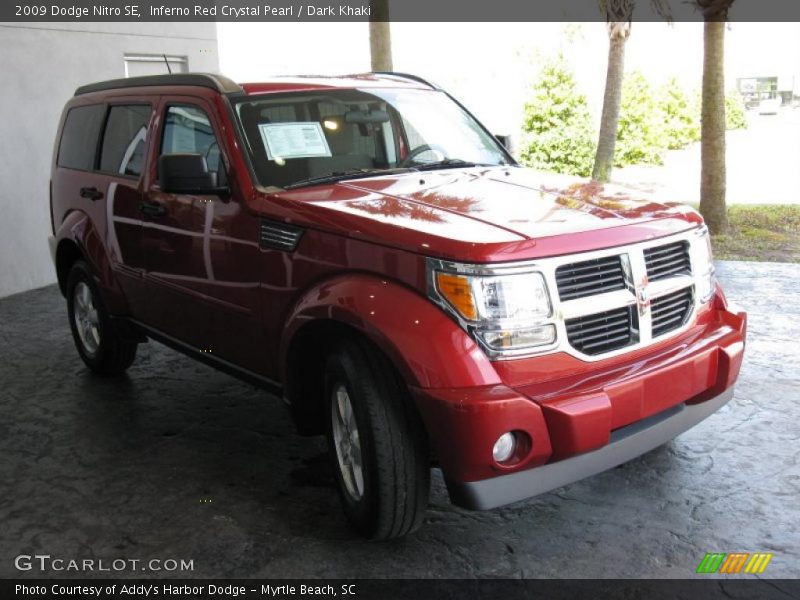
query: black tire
[
  {"left": 66, "top": 260, "right": 137, "bottom": 376},
  {"left": 324, "top": 338, "right": 430, "bottom": 540}
]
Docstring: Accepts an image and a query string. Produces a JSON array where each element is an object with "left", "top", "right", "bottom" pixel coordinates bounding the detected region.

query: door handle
[
  {"left": 139, "top": 201, "right": 167, "bottom": 218},
  {"left": 80, "top": 187, "right": 103, "bottom": 201}
]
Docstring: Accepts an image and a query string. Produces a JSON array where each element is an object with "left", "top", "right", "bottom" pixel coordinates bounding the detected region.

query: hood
[{"left": 273, "top": 167, "right": 702, "bottom": 262}]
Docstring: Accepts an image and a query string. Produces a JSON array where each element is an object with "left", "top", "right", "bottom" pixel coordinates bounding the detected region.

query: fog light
[
  {"left": 492, "top": 432, "right": 516, "bottom": 463},
  {"left": 480, "top": 324, "right": 556, "bottom": 351}
]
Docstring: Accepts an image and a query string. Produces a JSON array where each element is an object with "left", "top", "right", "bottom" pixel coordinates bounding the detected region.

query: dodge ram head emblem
[{"left": 636, "top": 277, "right": 651, "bottom": 315}]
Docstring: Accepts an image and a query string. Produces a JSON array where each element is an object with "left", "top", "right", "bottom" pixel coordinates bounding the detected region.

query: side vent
[{"left": 259, "top": 219, "right": 304, "bottom": 252}]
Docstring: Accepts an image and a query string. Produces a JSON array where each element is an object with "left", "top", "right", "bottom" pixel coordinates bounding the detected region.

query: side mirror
[
  {"left": 494, "top": 134, "right": 510, "bottom": 150},
  {"left": 159, "top": 153, "right": 229, "bottom": 196}
]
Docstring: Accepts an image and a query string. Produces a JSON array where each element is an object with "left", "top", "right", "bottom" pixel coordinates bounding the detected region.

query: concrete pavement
[{"left": 0, "top": 261, "right": 798, "bottom": 578}]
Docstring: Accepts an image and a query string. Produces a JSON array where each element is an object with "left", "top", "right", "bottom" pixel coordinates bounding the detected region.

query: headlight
[
  {"left": 429, "top": 261, "right": 555, "bottom": 357},
  {"left": 693, "top": 227, "right": 715, "bottom": 302},
  {"left": 434, "top": 271, "right": 550, "bottom": 322}
]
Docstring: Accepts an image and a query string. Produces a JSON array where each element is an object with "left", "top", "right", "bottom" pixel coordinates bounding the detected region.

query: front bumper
[
  {"left": 448, "top": 386, "right": 733, "bottom": 510},
  {"left": 411, "top": 300, "right": 746, "bottom": 510}
]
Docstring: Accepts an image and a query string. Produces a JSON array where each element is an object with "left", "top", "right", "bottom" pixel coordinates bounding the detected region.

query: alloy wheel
[
  {"left": 331, "top": 384, "right": 364, "bottom": 501},
  {"left": 73, "top": 281, "right": 101, "bottom": 355}
]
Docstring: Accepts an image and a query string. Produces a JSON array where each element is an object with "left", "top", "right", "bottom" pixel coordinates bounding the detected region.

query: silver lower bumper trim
[{"left": 447, "top": 387, "right": 734, "bottom": 510}]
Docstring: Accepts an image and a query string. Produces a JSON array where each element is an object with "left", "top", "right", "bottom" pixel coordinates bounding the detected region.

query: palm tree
[
  {"left": 697, "top": 0, "right": 734, "bottom": 234},
  {"left": 592, "top": 0, "right": 671, "bottom": 182},
  {"left": 369, "top": 0, "right": 393, "bottom": 72}
]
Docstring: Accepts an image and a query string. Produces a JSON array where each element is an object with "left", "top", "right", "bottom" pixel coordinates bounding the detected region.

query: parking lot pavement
[
  {"left": 612, "top": 109, "right": 800, "bottom": 205},
  {"left": 0, "top": 260, "right": 798, "bottom": 579}
]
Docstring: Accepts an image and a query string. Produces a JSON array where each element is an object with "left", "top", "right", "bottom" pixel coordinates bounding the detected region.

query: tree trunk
[
  {"left": 369, "top": 0, "right": 392, "bottom": 72},
  {"left": 592, "top": 23, "right": 630, "bottom": 182},
  {"left": 699, "top": 18, "right": 729, "bottom": 234}
]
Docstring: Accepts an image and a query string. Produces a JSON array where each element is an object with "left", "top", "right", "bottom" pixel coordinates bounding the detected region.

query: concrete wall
[{"left": 0, "top": 22, "right": 219, "bottom": 298}]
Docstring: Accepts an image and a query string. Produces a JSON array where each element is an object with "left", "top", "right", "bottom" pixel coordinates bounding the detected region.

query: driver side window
[{"left": 161, "top": 105, "right": 225, "bottom": 184}]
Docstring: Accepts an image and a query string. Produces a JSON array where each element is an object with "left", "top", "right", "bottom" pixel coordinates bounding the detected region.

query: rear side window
[
  {"left": 57, "top": 105, "right": 106, "bottom": 170},
  {"left": 100, "top": 105, "right": 152, "bottom": 178}
]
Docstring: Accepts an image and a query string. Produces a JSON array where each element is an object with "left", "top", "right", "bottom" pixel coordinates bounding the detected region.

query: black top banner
[{"left": 1, "top": 0, "right": 798, "bottom": 22}]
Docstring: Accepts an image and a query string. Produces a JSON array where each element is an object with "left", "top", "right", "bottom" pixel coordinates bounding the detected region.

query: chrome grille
[
  {"left": 426, "top": 227, "right": 706, "bottom": 361},
  {"left": 555, "top": 255, "right": 626, "bottom": 301},
  {"left": 644, "top": 241, "right": 691, "bottom": 281},
  {"left": 651, "top": 287, "right": 694, "bottom": 338},
  {"left": 565, "top": 306, "right": 638, "bottom": 356}
]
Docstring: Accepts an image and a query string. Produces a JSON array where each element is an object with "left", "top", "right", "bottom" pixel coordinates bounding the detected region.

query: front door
[
  {"left": 141, "top": 98, "right": 264, "bottom": 373},
  {"left": 141, "top": 99, "right": 219, "bottom": 349}
]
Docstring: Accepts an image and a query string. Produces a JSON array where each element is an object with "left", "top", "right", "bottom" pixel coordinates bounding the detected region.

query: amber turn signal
[{"left": 435, "top": 272, "right": 477, "bottom": 321}]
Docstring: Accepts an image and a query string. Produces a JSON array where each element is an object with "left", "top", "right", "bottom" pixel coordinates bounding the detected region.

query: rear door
[
  {"left": 52, "top": 100, "right": 152, "bottom": 316},
  {"left": 96, "top": 100, "right": 154, "bottom": 314}
]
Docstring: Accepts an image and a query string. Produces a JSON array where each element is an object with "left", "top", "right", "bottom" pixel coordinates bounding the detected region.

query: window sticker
[{"left": 258, "top": 122, "right": 332, "bottom": 160}]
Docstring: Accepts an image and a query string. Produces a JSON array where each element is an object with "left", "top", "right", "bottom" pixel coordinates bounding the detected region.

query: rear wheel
[
  {"left": 324, "top": 338, "right": 430, "bottom": 540},
  {"left": 66, "top": 261, "right": 137, "bottom": 376}
]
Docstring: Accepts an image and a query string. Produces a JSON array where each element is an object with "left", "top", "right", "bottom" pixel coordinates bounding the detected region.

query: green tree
[
  {"left": 658, "top": 78, "right": 701, "bottom": 149},
  {"left": 690, "top": 87, "right": 746, "bottom": 133},
  {"left": 725, "top": 89, "right": 747, "bottom": 130},
  {"left": 519, "top": 58, "right": 596, "bottom": 177},
  {"left": 615, "top": 71, "right": 665, "bottom": 166}
]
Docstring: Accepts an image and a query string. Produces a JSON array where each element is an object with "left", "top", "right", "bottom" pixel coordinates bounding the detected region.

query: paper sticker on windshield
[{"left": 258, "top": 122, "right": 332, "bottom": 160}]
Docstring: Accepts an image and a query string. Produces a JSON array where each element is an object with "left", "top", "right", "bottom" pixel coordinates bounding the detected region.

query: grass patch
[{"left": 693, "top": 205, "right": 800, "bottom": 262}]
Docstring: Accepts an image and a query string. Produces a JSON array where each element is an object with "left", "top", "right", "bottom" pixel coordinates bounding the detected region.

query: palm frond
[{"left": 598, "top": 0, "right": 673, "bottom": 22}]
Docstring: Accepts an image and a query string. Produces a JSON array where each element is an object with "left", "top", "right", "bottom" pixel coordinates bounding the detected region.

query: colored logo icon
[{"left": 696, "top": 552, "right": 773, "bottom": 574}]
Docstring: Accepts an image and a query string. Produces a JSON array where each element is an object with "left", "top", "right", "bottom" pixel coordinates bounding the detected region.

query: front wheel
[
  {"left": 66, "top": 260, "right": 138, "bottom": 376},
  {"left": 325, "top": 339, "right": 430, "bottom": 540}
]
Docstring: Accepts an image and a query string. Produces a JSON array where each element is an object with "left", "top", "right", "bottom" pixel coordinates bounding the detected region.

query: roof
[
  {"left": 74, "top": 73, "right": 243, "bottom": 96},
  {"left": 239, "top": 73, "right": 438, "bottom": 95},
  {"left": 74, "top": 72, "right": 437, "bottom": 98}
]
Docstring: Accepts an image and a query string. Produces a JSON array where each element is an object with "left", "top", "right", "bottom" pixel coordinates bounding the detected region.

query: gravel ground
[{"left": 0, "top": 260, "right": 797, "bottom": 579}]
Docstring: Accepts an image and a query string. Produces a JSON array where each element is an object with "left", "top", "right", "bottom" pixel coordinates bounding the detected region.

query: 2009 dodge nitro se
[{"left": 49, "top": 72, "right": 746, "bottom": 539}]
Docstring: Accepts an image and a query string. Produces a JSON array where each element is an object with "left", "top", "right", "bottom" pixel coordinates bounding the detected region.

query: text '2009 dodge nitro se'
[{"left": 49, "top": 72, "right": 746, "bottom": 539}]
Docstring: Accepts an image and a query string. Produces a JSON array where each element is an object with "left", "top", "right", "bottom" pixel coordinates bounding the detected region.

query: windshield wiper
[
  {"left": 414, "top": 158, "right": 498, "bottom": 171},
  {"left": 284, "top": 167, "right": 416, "bottom": 190}
]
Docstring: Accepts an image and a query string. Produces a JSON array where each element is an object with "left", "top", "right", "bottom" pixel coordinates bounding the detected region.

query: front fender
[{"left": 281, "top": 274, "right": 501, "bottom": 389}]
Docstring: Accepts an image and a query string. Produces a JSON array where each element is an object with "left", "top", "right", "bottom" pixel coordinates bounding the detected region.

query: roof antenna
[{"left": 162, "top": 54, "right": 172, "bottom": 74}]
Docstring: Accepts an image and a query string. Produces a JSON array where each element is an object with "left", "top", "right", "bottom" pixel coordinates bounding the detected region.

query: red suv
[{"left": 49, "top": 72, "right": 746, "bottom": 539}]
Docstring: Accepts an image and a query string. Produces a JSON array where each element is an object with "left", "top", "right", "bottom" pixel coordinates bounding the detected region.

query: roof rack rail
[
  {"left": 371, "top": 72, "right": 439, "bottom": 89},
  {"left": 74, "top": 73, "right": 244, "bottom": 97}
]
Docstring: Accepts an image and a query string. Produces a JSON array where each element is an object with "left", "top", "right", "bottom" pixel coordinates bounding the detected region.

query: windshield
[{"left": 233, "top": 88, "right": 509, "bottom": 189}]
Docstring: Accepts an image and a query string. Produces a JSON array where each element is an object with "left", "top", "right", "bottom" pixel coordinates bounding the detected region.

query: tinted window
[
  {"left": 161, "top": 105, "right": 222, "bottom": 176},
  {"left": 57, "top": 105, "right": 106, "bottom": 170},
  {"left": 100, "top": 105, "right": 151, "bottom": 177}
]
